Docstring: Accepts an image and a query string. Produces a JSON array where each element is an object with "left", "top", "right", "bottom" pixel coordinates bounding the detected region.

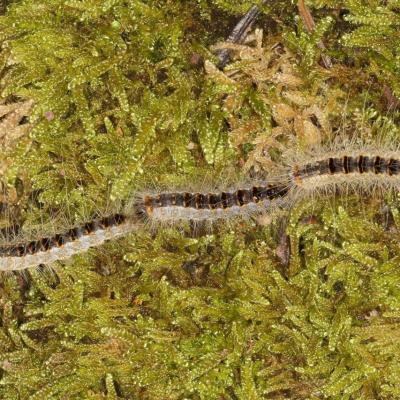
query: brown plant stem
[
  {"left": 217, "top": 0, "right": 268, "bottom": 69},
  {"left": 297, "top": 0, "right": 332, "bottom": 69}
]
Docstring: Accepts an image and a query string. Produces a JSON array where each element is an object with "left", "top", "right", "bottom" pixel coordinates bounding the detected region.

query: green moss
[{"left": 1, "top": 0, "right": 400, "bottom": 399}]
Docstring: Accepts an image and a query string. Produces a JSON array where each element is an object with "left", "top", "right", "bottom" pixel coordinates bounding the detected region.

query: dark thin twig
[
  {"left": 217, "top": 1, "right": 268, "bottom": 69},
  {"left": 297, "top": 0, "right": 332, "bottom": 69},
  {"left": 0, "top": 0, "right": 6, "bottom": 15}
]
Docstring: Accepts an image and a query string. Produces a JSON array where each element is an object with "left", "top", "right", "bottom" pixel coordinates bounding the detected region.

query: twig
[
  {"left": 217, "top": 1, "right": 268, "bottom": 69},
  {"left": 0, "top": 0, "right": 7, "bottom": 15},
  {"left": 382, "top": 84, "right": 400, "bottom": 111},
  {"left": 297, "top": 0, "right": 332, "bottom": 69}
]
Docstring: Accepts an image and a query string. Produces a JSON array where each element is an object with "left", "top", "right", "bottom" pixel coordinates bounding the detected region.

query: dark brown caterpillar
[
  {"left": 137, "top": 184, "right": 288, "bottom": 220},
  {"left": 292, "top": 155, "right": 400, "bottom": 183},
  {"left": 0, "top": 214, "right": 126, "bottom": 258},
  {"left": 0, "top": 213, "right": 134, "bottom": 271}
]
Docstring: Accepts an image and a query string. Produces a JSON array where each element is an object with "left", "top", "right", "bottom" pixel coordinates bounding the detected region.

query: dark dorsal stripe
[
  {"left": 294, "top": 155, "right": 400, "bottom": 181},
  {"left": 0, "top": 214, "right": 126, "bottom": 258}
]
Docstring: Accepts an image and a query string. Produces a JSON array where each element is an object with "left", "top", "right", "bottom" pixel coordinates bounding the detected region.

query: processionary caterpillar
[{"left": 2, "top": 143, "right": 400, "bottom": 271}]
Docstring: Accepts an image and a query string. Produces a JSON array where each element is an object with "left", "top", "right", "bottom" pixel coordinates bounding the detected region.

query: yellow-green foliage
[{"left": 0, "top": 0, "right": 400, "bottom": 399}]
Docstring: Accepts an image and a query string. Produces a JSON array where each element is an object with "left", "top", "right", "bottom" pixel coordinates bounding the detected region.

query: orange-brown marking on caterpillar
[{"left": 292, "top": 164, "right": 303, "bottom": 186}]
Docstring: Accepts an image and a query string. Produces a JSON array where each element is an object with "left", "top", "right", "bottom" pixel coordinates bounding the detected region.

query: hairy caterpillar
[{"left": 2, "top": 140, "right": 400, "bottom": 271}]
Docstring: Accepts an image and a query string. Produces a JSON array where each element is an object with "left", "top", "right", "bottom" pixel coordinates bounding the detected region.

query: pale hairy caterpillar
[
  {"left": 2, "top": 139, "right": 400, "bottom": 271},
  {"left": 0, "top": 214, "right": 136, "bottom": 271}
]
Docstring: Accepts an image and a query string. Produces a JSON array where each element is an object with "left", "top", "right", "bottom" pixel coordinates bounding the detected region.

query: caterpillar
[
  {"left": 133, "top": 182, "right": 288, "bottom": 223},
  {"left": 2, "top": 141, "right": 400, "bottom": 271},
  {"left": 286, "top": 148, "right": 400, "bottom": 197}
]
